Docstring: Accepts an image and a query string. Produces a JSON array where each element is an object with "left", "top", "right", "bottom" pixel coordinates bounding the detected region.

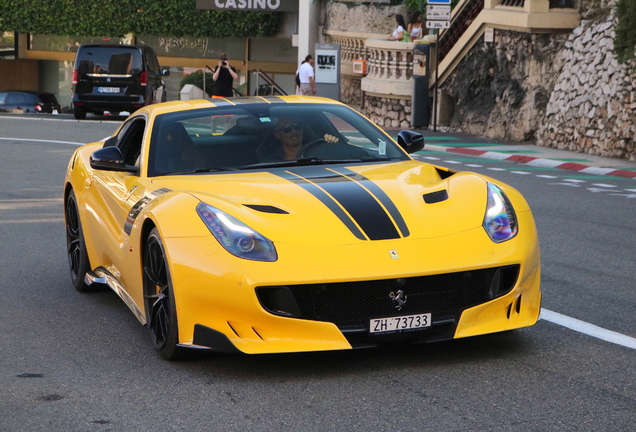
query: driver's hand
[{"left": 324, "top": 134, "right": 339, "bottom": 143}]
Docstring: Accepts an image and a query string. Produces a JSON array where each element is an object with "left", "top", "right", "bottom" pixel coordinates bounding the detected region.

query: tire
[
  {"left": 73, "top": 105, "right": 86, "bottom": 120},
  {"left": 143, "top": 228, "right": 186, "bottom": 360},
  {"left": 65, "top": 190, "right": 92, "bottom": 292}
]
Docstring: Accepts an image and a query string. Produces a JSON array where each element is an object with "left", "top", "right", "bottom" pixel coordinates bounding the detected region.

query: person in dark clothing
[{"left": 212, "top": 53, "right": 238, "bottom": 97}]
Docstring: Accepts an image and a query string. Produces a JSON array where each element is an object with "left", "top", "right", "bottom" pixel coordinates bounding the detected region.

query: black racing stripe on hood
[
  {"left": 330, "top": 167, "right": 410, "bottom": 238},
  {"left": 277, "top": 171, "right": 367, "bottom": 241},
  {"left": 286, "top": 167, "right": 400, "bottom": 241}
]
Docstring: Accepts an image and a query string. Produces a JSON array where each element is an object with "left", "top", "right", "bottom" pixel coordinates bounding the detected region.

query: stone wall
[
  {"left": 341, "top": 75, "right": 363, "bottom": 106},
  {"left": 440, "top": 31, "right": 569, "bottom": 141},
  {"left": 364, "top": 95, "right": 411, "bottom": 129},
  {"left": 325, "top": 1, "right": 408, "bottom": 34},
  {"left": 536, "top": 12, "right": 636, "bottom": 160},
  {"left": 440, "top": 0, "right": 636, "bottom": 161}
]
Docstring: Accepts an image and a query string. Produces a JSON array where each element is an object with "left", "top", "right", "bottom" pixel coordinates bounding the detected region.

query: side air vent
[
  {"left": 243, "top": 204, "right": 289, "bottom": 214},
  {"left": 423, "top": 190, "right": 449, "bottom": 204}
]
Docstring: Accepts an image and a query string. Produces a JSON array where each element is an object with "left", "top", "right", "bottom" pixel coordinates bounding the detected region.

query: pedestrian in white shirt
[{"left": 296, "top": 54, "right": 317, "bottom": 96}]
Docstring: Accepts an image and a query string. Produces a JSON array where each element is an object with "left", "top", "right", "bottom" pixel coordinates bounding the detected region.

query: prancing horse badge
[{"left": 389, "top": 250, "right": 399, "bottom": 259}]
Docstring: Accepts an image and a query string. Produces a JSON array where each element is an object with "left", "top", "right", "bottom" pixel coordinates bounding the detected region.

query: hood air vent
[
  {"left": 243, "top": 204, "right": 289, "bottom": 214},
  {"left": 423, "top": 190, "right": 449, "bottom": 204}
]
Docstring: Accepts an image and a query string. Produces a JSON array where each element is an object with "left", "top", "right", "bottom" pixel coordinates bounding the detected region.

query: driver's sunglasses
[{"left": 276, "top": 123, "right": 302, "bottom": 134}]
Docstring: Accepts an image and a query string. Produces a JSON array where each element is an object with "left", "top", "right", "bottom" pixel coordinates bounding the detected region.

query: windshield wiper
[
  {"left": 240, "top": 158, "right": 365, "bottom": 170},
  {"left": 170, "top": 167, "right": 236, "bottom": 175}
]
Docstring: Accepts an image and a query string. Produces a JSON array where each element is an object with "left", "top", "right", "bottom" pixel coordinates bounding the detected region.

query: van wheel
[{"left": 74, "top": 105, "right": 86, "bottom": 120}]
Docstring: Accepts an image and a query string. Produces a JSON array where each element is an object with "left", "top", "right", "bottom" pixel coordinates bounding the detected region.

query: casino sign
[{"left": 196, "top": 0, "right": 298, "bottom": 12}]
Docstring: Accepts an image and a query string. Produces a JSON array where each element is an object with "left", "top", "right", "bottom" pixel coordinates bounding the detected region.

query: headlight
[
  {"left": 483, "top": 183, "right": 518, "bottom": 243},
  {"left": 196, "top": 202, "right": 278, "bottom": 262}
]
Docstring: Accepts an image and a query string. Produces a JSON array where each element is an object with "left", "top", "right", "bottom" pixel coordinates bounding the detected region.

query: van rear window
[{"left": 75, "top": 47, "right": 142, "bottom": 75}]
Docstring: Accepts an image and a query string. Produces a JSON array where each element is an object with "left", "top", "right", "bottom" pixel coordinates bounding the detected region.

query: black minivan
[{"left": 71, "top": 44, "right": 169, "bottom": 119}]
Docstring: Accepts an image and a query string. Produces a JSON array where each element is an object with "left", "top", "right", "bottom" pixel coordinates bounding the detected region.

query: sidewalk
[{"left": 385, "top": 128, "right": 636, "bottom": 180}]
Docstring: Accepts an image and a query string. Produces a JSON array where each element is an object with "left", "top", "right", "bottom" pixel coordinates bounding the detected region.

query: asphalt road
[{"left": 1, "top": 115, "right": 635, "bottom": 432}]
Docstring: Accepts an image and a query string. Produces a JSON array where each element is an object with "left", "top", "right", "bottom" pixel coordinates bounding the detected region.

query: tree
[{"left": 615, "top": 0, "right": 636, "bottom": 63}]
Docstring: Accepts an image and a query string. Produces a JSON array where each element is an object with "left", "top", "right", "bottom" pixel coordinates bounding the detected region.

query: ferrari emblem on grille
[
  {"left": 389, "top": 290, "right": 407, "bottom": 311},
  {"left": 389, "top": 250, "right": 399, "bottom": 259}
]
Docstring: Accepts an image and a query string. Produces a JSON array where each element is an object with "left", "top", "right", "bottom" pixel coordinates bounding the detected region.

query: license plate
[
  {"left": 370, "top": 313, "right": 432, "bottom": 334},
  {"left": 98, "top": 87, "right": 120, "bottom": 93}
]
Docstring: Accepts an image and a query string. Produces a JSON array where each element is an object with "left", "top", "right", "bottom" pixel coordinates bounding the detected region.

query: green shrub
[
  {"left": 615, "top": 0, "right": 636, "bottom": 63},
  {"left": 0, "top": 0, "right": 281, "bottom": 38},
  {"left": 180, "top": 71, "right": 215, "bottom": 97}
]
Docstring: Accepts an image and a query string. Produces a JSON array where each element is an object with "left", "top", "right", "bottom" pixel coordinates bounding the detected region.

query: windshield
[{"left": 147, "top": 103, "right": 409, "bottom": 177}]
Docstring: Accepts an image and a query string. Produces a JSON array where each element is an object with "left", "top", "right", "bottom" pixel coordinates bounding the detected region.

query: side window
[
  {"left": 145, "top": 50, "right": 159, "bottom": 73},
  {"left": 117, "top": 118, "right": 147, "bottom": 167},
  {"left": 7, "top": 93, "right": 28, "bottom": 104},
  {"left": 0, "top": 92, "right": 7, "bottom": 103}
]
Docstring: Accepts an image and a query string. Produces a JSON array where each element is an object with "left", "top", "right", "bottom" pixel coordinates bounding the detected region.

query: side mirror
[
  {"left": 161, "top": 68, "right": 170, "bottom": 77},
  {"left": 397, "top": 130, "right": 425, "bottom": 154},
  {"left": 90, "top": 147, "right": 139, "bottom": 174}
]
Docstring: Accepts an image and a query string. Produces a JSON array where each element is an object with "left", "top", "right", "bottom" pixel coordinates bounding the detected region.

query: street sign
[
  {"left": 426, "top": 20, "right": 450, "bottom": 29},
  {"left": 426, "top": 5, "right": 451, "bottom": 20},
  {"left": 427, "top": 0, "right": 451, "bottom": 4}
]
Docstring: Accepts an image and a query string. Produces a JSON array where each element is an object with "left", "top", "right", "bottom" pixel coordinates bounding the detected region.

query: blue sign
[{"left": 427, "top": 0, "right": 451, "bottom": 3}]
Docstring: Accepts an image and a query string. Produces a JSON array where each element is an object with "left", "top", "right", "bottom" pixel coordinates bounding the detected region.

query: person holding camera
[{"left": 212, "top": 53, "right": 238, "bottom": 98}]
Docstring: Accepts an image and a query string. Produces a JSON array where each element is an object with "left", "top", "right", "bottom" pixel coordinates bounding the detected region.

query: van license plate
[
  {"left": 98, "top": 87, "right": 120, "bottom": 93},
  {"left": 370, "top": 313, "right": 431, "bottom": 334}
]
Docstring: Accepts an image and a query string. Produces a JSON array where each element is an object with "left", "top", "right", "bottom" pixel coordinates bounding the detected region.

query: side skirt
[{"left": 84, "top": 268, "right": 146, "bottom": 325}]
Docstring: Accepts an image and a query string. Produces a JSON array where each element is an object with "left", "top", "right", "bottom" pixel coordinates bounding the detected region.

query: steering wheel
[{"left": 298, "top": 137, "right": 327, "bottom": 158}]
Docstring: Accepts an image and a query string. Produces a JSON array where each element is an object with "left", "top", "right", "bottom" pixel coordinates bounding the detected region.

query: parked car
[
  {"left": 0, "top": 90, "right": 61, "bottom": 113},
  {"left": 71, "top": 44, "right": 169, "bottom": 120},
  {"left": 64, "top": 96, "right": 541, "bottom": 360}
]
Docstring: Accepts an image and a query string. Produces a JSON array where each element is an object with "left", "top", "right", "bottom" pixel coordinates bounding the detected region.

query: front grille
[{"left": 256, "top": 265, "right": 519, "bottom": 330}]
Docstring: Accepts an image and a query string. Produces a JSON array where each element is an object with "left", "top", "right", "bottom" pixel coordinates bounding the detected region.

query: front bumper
[{"left": 166, "top": 210, "right": 541, "bottom": 354}]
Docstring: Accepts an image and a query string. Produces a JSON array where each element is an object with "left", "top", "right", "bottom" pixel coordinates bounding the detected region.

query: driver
[{"left": 262, "top": 116, "right": 339, "bottom": 162}]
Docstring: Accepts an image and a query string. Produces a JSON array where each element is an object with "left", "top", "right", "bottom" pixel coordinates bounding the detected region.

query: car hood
[{"left": 151, "top": 161, "right": 491, "bottom": 245}]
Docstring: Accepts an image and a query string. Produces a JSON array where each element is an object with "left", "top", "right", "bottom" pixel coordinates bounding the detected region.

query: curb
[{"left": 426, "top": 145, "right": 636, "bottom": 180}]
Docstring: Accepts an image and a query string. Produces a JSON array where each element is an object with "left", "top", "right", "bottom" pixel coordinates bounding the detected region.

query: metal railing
[
  {"left": 549, "top": 0, "right": 576, "bottom": 8},
  {"left": 438, "top": 0, "right": 485, "bottom": 64},
  {"left": 500, "top": 0, "right": 525, "bottom": 6},
  {"left": 252, "top": 70, "right": 287, "bottom": 96}
]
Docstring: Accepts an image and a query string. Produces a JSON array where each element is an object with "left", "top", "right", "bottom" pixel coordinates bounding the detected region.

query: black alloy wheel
[
  {"left": 65, "top": 190, "right": 92, "bottom": 292},
  {"left": 143, "top": 228, "right": 184, "bottom": 360}
]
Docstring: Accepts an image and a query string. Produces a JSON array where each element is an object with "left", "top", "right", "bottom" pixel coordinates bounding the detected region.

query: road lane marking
[
  {"left": 591, "top": 183, "right": 617, "bottom": 188},
  {"left": 537, "top": 175, "right": 558, "bottom": 178},
  {"left": 540, "top": 309, "right": 636, "bottom": 350},
  {"left": 0, "top": 137, "right": 84, "bottom": 146}
]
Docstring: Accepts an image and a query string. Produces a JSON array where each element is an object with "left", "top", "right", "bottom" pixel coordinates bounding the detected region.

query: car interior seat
[{"left": 153, "top": 121, "right": 206, "bottom": 174}]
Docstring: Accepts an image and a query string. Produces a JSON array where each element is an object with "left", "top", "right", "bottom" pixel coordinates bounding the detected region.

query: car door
[
  {"left": 5, "top": 92, "right": 30, "bottom": 112},
  {"left": 85, "top": 115, "right": 150, "bottom": 280}
]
